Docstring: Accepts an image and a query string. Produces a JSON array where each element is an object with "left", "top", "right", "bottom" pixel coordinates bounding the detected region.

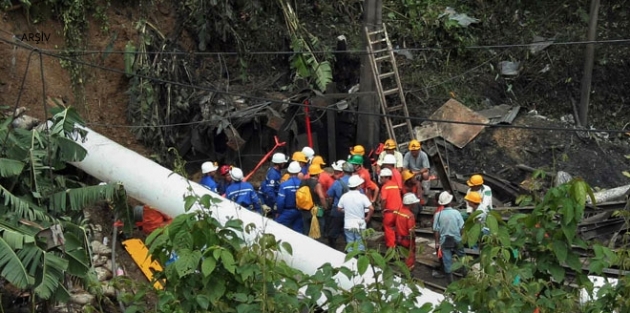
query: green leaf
[
  {"left": 33, "top": 252, "right": 68, "bottom": 299},
  {"left": 220, "top": 250, "right": 236, "bottom": 274},
  {"left": 486, "top": 214, "right": 499, "bottom": 234},
  {"left": 196, "top": 294, "right": 210, "bottom": 310},
  {"left": 553, "top": 240, "right": 568, "bottom": 263},
  {"left": 0, "top": 158, "right": 25, "bottom": 177},
  {"left": 622, "top": 171, "right": 630, "bottom": 178},
  {"left": 184, "top": 195, "right": 197, "bottom": 212},
  {"left": 281, "top": 241, "right": 293, "bottom": 255},
  {"left": 201, "top": 257, "right": 216, "bottom": 277},
  {"left": 466, "top": 223, "right": 481, "bottom": 247},
  {"left": 357, "top": 255, "right": 369, "bottom": 275},
  {"left": 0, "top": 238, "right": 32, "bottom": 288},
  {"left": 54, "top": 137, "right": 87, "bottom": 162},
  {"left": 548, "top": 264, "right": 565, "bottom": 283},
  {"left": 174, "top": 249, "right": 201, "bottom": 278}
]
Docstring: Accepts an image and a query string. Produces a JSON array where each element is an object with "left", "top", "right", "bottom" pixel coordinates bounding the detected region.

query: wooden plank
[{"left": 122, "top": 238, "right": 164, "bottom": 289}]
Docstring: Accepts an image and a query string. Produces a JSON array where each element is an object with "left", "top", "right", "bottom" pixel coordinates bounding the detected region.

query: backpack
[{"left": 296, "top": 179, "right": 317, "bottom": 210}]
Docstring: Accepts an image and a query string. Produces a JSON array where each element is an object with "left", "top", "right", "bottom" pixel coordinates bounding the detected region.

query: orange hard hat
[
  {"left": 464, "top": 191, "right": 482, "bottom": 204},
  {"left": 350, "top": 145, "right": 365, "bottom": 156},
  {"left": 308, "top": 164, "right": 324, "bottom": 176},
  {"left": 408, "top": 140, "right": 421, "bottom": 151},
  {"left": 401, "top": 169, "right": 415, "bottom": 182},
  {"left": 312, "top": 155, "right": 326, "bottom": 166},
  {"left": 384, "top": 139, "right": 396, "bottom": 150},
  {"left": 467, "top": 174, "right": 484, "bottom": 187},
  {"left": 292, "top": 151, "right": 308, "bottom": 163}
]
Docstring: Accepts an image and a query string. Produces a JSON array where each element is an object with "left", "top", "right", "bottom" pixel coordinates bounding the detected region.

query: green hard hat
[{"left": 348, "top": 154, "right": 364, "bottom": 165}]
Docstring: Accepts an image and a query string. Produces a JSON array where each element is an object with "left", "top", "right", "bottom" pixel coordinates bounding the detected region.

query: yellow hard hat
[
  {"left": 312, "top": 155, "right": 326, "bottom": 166},
  {"left": 467, "top": 174, "right": 484, "bottom": 187},
  {"left": 464, "top": 191, "right": 482, "bottom": 204},
  {"left": 384, "top": 139, "right": 396, "bottom": 150},
  {"left": 350, "top": 145, "right": 365, "bottom": 156},
  {"left": 401, "top": 169, "right": 415, "bottom": 182},
  {"left": 308, "top": 164, "right": 324, "bottom": 175},
  {"left": 408, "top": 140, "right": 421, "bottom": 151},
  {"left": 292, "top": 151, "right": 308, "bottom": 163}
]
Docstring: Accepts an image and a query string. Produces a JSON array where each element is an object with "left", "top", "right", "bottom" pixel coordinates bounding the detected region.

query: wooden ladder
[{"left": 365, "top": 24, "right": 414, "bottom": 151}]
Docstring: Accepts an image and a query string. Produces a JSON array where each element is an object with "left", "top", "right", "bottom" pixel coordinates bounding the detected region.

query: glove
[{"left": 262, "top": 204, "right": 272, "bottom": 214}]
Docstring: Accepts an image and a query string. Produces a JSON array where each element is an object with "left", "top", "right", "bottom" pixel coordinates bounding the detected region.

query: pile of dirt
[{"left": 447, "top": 113, "right": 630, "bottom": 189}]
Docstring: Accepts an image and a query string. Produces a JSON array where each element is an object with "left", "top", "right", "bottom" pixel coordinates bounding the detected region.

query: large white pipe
[{"left": 71, "top": 127, "right": 444, "bottom": 308}]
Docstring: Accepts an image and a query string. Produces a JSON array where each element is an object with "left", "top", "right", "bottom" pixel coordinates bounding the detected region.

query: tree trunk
[
  {"left": 357, "top": 0, "right": 382, "bottom": 151},
  {"left": 578, "top": 0, "right": 600, "bottom": 127}
]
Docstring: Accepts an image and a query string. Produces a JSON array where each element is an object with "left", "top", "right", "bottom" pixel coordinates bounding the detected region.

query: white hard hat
[
  {"left": 271, "top": 153, "right": 289, "bottom": 164},
  {"left": 379, "top": 168, "right": 393, "bottom": 177},
  {"left": 331, "top": 160, "right": 346, "bottom": 171},
  {"left": 438, "top": 191, "right": 454, "bottom": 205},
  {"left": 287, "top": 161, "right": 302, "bottom": 174},
  {"left": 301, "top": 146, "right": 315, "bottom": 160},
  {"left": 402, "top": 193, "right": 420, "bottom": 205},
  {"left": 201, "top": 161, "right": 218, "bottom": 174},
  {"left": 230, "top": 167, "right": 244, "bottom": 181},
  {"left": 382, "top": 154, "right": 397, "bottom": 165},
  {"left": 348, "top": 175, "right": 364, "bottom": 188}
]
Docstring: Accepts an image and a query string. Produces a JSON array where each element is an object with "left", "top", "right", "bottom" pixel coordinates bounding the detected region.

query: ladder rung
[
  {"left": 374, "top": 55, "right": 391, "bottom": 62},
  {"left": 368, "top": 29, "right": 385, "bottom": 36},
  {"left": 386, "top": 105, "right": 404, "bottom": 112},
  {"left": 383, "top": 88, "right": 399, "bottom": 96},
  {"left": 393, "top": 123, "right": 409, "bottom": 129},
  {"left": 379, "top": 72, "right": 396, "bottom": 79},
  {"left": 370, "top": 38, "right": 387, "bottom": 44},
  {"left": 373, "top": 48, "right": 390, "bottom": 54}
]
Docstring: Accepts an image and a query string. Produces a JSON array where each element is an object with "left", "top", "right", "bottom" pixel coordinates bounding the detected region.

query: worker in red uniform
[
  {"left": 348, "top": 155, "right": 379, "bottom": 203},
  {"left": 395, "top": 193, "right": 419, "bottom": 270},
  {"left": 380, "top": 168, "right": 402, "bottom": 248},
  {"left": 381, "top": 154, "right": 403, "bottom": 190}
]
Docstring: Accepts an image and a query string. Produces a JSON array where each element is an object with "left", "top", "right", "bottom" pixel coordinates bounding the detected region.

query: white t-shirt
[
  {"left": 466, "top": 184, "right": 493, "bottom": 213},
  {"left": 376, "top": 151, "right": 404, "bottom": 168},
  {"left": 338, "top": 190, "right": 372, "bottom": 230}
]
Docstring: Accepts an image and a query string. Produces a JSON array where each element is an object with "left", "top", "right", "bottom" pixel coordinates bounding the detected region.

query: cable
[{"left": 1, "top": 36, "right": 628, "bottom": 135}]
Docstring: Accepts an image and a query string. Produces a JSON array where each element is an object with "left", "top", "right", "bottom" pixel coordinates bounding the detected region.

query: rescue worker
[
  {"left": 380, "top": 168, "right": 402, "bottom": 248},
  {"left": 348, "top": 155, "right": 379, "bottom": 203},
  {"left": 217, "top": 165, "right": 232, "bottom": 196},
  {"left": 302, "top": 146, "right": 315, "bottom": 163},
  {"left": 433, "top": 191, "right": 465, "bottom": 283},
  {"left": 396, "top": 193, "right": 420, "bottom": 270},
  {"left": 312, "top": 155, "right": 334, "bottom": 193},
  {"left": 466, "top": 174, "right": 493, "bottom": 214},
  {"left": 381, "top": 154, "right": 403, "bottom": 190},
  {"left": 225, "top": 167, "right": 263, "bottom": 214},
  {"left": 276, "top": 161, "right": 304, "bottom": 233},
  {"left": 199, "top": 161, "right": 219, "bottom": 193},
  {"left": 300, "top": 164, "right": 328, "bottom": 236},
  {"left": 337, "top": 175, "right": 374, "bottom": 252},
  {"left": 401, "top": 169, "right": 421, "bottom": 217},
  {"left": 261, "top": 153, "right": 288, "bottom": 209},
  {"left": 376, "top": 139, "right": 403, "bottom": 173},
  {"left": 325, "top": 160, "right": 352, "bottom": 248},
  {"left": 465, "top": 191, "right": 489, "bottom": 225},
  {"left": 349, "top": 144, "right": 373, "bottom": 173},
  {"left": 403, "top": 140, "right": 431, "bottom": 198},
  {"left": 292, "top": 151, "right": 309, "bottom": 178}
]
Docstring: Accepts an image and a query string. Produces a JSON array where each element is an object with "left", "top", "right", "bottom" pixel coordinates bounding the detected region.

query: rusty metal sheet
[
  {"left": 415, "top": 99, "right": 489, "bottom": 148},
  {"left": 477, "top": 104, "right": 521, "bottom": 125}
]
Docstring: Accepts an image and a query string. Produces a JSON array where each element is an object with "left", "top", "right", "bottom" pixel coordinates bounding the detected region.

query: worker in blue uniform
[
  {"left": 199, "top": 161, "right": 219, "bottom": 193},
  {"left": 276, "top": 161, "right": 304, "bottom": 233},
  {"left": 225, "top": 167, "right": 262, "bottom": 214},
  {"left": 260, "top": 153, "right": 288, "bottom": 209}
]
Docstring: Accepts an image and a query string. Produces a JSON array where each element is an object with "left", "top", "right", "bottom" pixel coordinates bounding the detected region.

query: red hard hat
[{"left": 219, "top": 165, "right": 231, "bottom": 176}]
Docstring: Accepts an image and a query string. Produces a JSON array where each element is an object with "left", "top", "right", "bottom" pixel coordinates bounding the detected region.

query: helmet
[
  {"left": 230, "top": 167, "right": 244, "bottom": 181},
  {"left": 382, "top": 154, "right": 396, "bottom": 165},
  {"left": 312, "top": 155, "right": 326, "bottom": 166},
  {"left": 379, "top": 168, "right": 393, "bottom": 177},
  {"left": 384, "top": 139, "right": 396, "bottom": 150},
  {"left": 301, "top": 147, "right": 315, "bottom": 160},
  {"left": 342, "top": 161, "right": 355, "bottom": 173},
  {"left": 201, "top": 161, "right": 218, "bottom": 174},
  {"left": 467, "top": 174, "right": 484, "bottom": 187},
  {"left": 465, "top": 191, "right": 482, "bottom": 204},
  {"left": 331, "top": 160, "right": 345, "bottom": 171},
  {"left": 219, "top": 165, "right": 231, "bottom": 176},
  {"left": 308, "top": 164, "right": 323, "bottom": 176},
  {"left": 271, "top": 153, "right": 289, "bottom": 164},
  {"left": 402, "top": 193, "right": 420, "bottom": 205},
  {"left": 401, "top": 169, "right": 415, "bottom": 182},
  {"left": 292, "top": 151, "right": 308, "bottom": 163},
  {"left": 408, "top": 140, "right": 421, "bottom": 151},
  {"left": 287, "top": 161, "right": 302, "bottom": 174},
  {"left": 350, "top": 145, "right": 365, "bottom": 156},
  {"left": 348, "top": 154, "right": 364, "bottom": 165},
  {"left": 438, "top": 191, "right": 454, "bottom": 205},
  {"left": 348, "top": 175, "right": 364, "bottom": 188}
]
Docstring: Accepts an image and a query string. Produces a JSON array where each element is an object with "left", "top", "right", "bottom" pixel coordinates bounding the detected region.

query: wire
[{"left": 1, "top": 36, "right": 628, "bottom": 135}]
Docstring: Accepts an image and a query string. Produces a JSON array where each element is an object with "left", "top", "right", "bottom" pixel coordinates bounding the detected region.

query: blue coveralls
[
  {"left": 199, "top": 175, "right": 218, "bottom": 193},
  {"left": 326, "top": 175, "right": 351, "bottom": 244},
  {"left": 217, "top": 179, "right": 228, "bottom": 195},
  {"left": 276, "top": 176, "right": 304, "bottom": 233},
  {"left": 225, "top": 181, "right": 262, "bottom": 214},
  {"left": 260, "top": 167, "right": 282, "bottom": 207}
]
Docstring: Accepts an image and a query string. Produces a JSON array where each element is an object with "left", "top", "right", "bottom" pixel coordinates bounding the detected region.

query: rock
[
  {"left": 70, "top": 293, "right": 95, "bottom": 305},
  {"left": 91, "top": 240, "right": 112, "bottom": 256},
  {"left": 92, "top": 255, "right": 108, "bottom": 267},
  {"left": 415, "top": 237, "right": 431, "bottom": 244},
  {"left": 89, "top": 224, "right": 103, "bottom": 243},
  {"left": 95, "top": 267, "right": 112, "bottom": 281},
  {"left": 101, "top": 282, "right": 116, "bottom": 297},
  {"left": 104, "top": 259, "right": 114, "bottom": 272}
]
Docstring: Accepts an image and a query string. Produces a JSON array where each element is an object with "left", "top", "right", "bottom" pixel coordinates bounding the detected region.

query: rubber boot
[{"left": 446, "top": 273, "right": 454, "bottom": 284}]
